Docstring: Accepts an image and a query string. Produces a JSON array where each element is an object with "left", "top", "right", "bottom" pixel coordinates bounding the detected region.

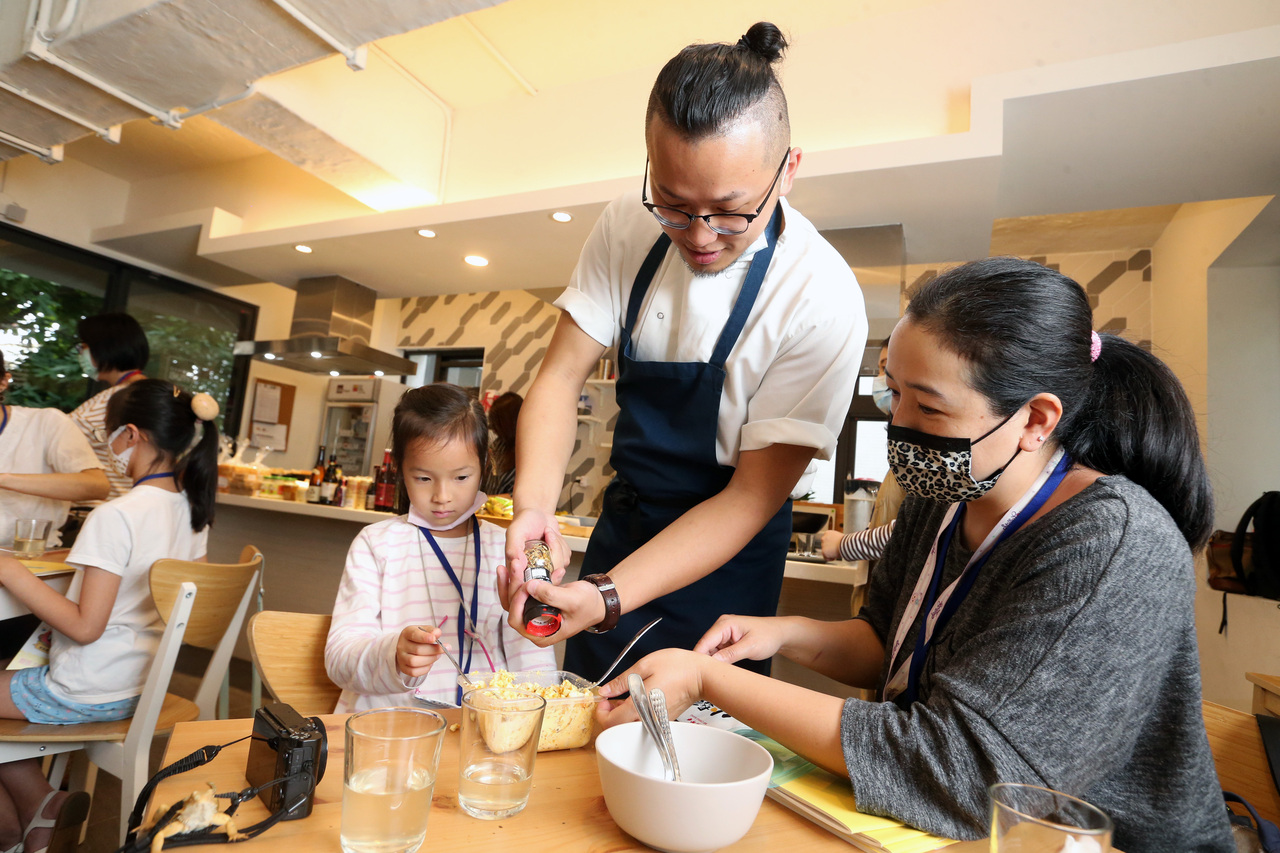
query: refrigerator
[{"left": 321, "top": 378, "right": 405, "bottom": 476}]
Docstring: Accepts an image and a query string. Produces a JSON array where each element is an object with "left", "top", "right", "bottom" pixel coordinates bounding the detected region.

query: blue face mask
[
  {"left": 77, "top": 346, "right": 96, "bottom": 377},
  {"left": 871, "top": 374, "right": 893, "bottom": 416}
]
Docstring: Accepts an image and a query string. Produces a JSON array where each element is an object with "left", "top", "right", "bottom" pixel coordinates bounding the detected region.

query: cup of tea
[
  {"left": 458, "top": 687, "right": 546, "bottom": 820},
  {"left": 989, "top": 782, "right": 1112, "bottom": 852},
  {"left": 341, "top": 707, "right": 446, "bottom": 853},
  {"left": 13, "top": 519, "right": 52, "bottom": 560}
]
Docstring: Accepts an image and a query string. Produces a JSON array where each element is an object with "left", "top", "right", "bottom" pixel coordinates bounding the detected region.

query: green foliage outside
[
  {"left": 2, "top": 268, "right": 238, "bottom": 431},
  {"left": 0, "top": 268, "right": 101, "bottom": 412}
]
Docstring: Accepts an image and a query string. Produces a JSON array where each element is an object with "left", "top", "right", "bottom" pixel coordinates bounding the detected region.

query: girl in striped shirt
[{"left": 326, "top": 383, "right": 555, "bottom": 711}]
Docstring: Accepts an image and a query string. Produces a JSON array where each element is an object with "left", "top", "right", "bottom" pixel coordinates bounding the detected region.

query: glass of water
[
  {"left": 458, "top": 687, "right": 546, "bottom": 820},
  {"left": 990, "top": 782, "right": 1112, "bottom": 852},
  {"left": 13, "top": 519, "right": 52, "bottom": 559},
  {"left": 341, "top": 707, "right": 446, "bottom": 853}
]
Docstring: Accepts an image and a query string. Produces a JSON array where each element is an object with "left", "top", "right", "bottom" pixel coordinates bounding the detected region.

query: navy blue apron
[{"left": 563, "top": 207, "right": 792, "bottom": 681}]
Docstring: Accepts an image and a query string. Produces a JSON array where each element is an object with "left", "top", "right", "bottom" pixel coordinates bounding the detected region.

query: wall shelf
[
  {"left": 577, "top": 415, "right": 604, "bottom": 424},
  {"left": 586, "top": 379, "right": 615, "bottom": 386}
]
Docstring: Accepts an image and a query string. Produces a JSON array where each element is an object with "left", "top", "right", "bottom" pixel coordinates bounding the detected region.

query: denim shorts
[{"left": 9, "top": 666, "right": 139, "bottom": 725}]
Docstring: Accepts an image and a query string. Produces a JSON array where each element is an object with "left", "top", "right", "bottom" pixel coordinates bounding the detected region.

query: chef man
[{"left": 498, "top": 22, "right": 867, "bottom": 680}]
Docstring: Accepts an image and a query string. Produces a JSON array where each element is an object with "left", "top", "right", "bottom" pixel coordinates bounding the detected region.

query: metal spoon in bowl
[
  {"left": 588, "top": 617, "right": 662, "bottom": 689},
  {"left": 628, "top": 673, "right": 675, "bottom": 781},
  {"left": 648, "top": 688, "right": 682, "bottom": 782}
]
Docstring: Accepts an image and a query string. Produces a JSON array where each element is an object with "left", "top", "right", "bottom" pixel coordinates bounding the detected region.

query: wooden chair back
[
  {"left": 247, "top": 611, "right": 342, "bottom": 716},
  {"left": 1203, "top": 699, "right": 1280, "bottom": 824},
  {"left": 151, "top": 550, "right": 262, "bottom": 649}
]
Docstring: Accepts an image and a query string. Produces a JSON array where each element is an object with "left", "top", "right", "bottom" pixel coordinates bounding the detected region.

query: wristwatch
[{"left": 581, "top": 573, "right": 621, "bottom": 634}]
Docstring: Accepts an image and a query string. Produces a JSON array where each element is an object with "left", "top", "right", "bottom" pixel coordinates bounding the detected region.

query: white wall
[{"left": 1199, "top": 263, "right": 1280, "bottom": 710}]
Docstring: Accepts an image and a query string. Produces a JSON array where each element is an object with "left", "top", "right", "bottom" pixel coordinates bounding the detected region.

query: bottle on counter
[
  {"left": 375, "top": 449, "right": 395, "bottom": 512},
  {"left": 307, "top": 445, "right": 326, "bottom": 503},
  {"left": 332, "top": 476, "right": 346, "bottom": 509},
  {"left": 365, "top": 468, "right": 380, "bottom": 511},
  {"left": 321, "top": 454, "right": 339, "bottom": 505}
]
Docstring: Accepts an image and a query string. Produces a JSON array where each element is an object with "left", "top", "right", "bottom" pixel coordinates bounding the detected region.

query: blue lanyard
[
  {"left": 115, "top": 370, "right": 142, "bottom": 386},
  {"left": 419, "top": 521, "right": 481, "bottom": 706},
  {"left": 0, "top": 405, "right": 7, "bottom": 438},
  {"left": 905, "top": 453, "right": 1073, "bottom": 703},
  {"left": 134, "top": 472, "right": 176, "bottom": 487}
]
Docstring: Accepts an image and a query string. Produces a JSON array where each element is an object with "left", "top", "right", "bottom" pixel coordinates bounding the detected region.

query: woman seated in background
[
  {"left": 70, "top": 312, "right": 150, "bottom": 503},
  {"left": 598, "top": 258, "right": 1232, "bottom": 852},
  {"left": 483, "top": 391, "right": 522, "bottom": 495},
  {"left": 0, "top": 351, "right": 108, "bottom": 551}
]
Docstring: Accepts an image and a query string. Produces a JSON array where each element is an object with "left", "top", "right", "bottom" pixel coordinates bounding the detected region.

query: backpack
[{"left": 1232, "top": 492, "right": 1280, "bottom": 600}]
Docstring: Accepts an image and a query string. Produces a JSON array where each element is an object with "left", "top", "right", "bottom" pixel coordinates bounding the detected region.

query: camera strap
[{"left": 117, "top": 736, "right": 315, "bottom": 853}]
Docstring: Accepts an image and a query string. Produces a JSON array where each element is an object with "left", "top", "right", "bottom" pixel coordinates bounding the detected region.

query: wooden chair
[
  {"left": 0, "top": 576, "right": 198, "bottom": 844},
  {"left": 1203, "top": 699, "right": 1280, "bottom": 825},
  {"left": 247, "top": 611, "right": 342, "bottom": 716}
]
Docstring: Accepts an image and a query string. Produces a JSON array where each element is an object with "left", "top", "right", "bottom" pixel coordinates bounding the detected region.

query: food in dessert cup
[{"left": 461, "top": 670, "right": 596, "bottom": 751}]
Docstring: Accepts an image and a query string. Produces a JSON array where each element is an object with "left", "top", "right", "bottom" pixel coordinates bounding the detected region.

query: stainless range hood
[{"left": 234, "top": 275, "right": 416, "bottom": 376}]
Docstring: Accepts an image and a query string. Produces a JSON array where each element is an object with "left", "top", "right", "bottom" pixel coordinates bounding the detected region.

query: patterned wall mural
[
  {"left": 398, "top": 289, "right": 614, "bottom": 514},
  {"left": 902, "top": 249, "right": 1154, "bottom": 348}
]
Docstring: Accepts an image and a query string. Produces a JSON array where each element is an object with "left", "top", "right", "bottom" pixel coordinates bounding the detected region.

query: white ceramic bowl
[{"left": 596, "top": 722, "right": 774, "bottom": 853}]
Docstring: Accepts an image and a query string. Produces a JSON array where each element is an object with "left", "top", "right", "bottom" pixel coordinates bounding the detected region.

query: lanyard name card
[
  {"left": 884, "top": 448, "right": 1071, "bottom": 703},
  {"left": 419, "top": 522, "right": 481, "bottom": 706}
]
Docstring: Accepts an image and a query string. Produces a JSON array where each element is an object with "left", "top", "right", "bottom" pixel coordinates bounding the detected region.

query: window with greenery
[{"left": 0, "top": 224, "right": 255, "bottom": 430}]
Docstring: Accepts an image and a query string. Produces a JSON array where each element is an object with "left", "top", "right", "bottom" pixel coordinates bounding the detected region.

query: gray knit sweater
[{"left": 845, "top": 476, "right": 1232, "bottom": 852}]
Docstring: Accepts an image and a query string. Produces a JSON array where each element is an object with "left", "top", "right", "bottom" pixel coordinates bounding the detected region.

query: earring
[{"left": 1036, "top": 436, "right": 1045, "bottom": 443}]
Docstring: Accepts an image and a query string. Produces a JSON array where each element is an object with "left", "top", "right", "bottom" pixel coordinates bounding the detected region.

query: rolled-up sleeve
[{"left": 555, "top": 203, "right": 621, "bottom": 348}]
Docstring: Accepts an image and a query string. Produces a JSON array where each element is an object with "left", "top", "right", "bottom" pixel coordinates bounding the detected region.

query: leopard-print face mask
[{"left": 887, "top": 416, "right": 1021, "bottom": 503}]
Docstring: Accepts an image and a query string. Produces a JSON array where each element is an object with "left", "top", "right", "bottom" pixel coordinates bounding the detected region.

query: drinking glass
[
  {"left": 990, "top": 782, "right": 1112, "bottom": 852},
  {"left": 341, "top": 707, "right": 446, "bottom": 853},
  {"left": 458, "top": 687, "right": 546, "bottom": 820},
  {"left": 13, "top": 519, "right": 52, "bottom": 559}
]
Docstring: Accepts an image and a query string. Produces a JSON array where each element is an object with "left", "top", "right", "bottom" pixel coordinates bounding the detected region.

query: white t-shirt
[
  {"left": 52, "top": 485, "right": 208, "bottom": 704},
  {"left": 0, "top": 405, "right": 102, "bottom": 548},
  {"left": 556, "top": 193, "right": 867, "bottom": 496},
  {"left": 70, "top": 385, "right": 133, "bottom": 502}
]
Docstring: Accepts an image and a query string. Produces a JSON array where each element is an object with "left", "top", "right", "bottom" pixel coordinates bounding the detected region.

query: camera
[{"left": 245, "top": 703, "right": 328, "bottom": 819}]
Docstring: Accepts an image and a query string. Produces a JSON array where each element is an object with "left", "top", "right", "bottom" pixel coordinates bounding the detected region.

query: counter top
[{"left": 215, "top": 493, "right": 868, "bottom": 586}]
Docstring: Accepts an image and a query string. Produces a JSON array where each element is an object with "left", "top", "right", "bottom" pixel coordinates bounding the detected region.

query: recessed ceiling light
[
  {"left": 310, "top": 351, "right": 322, "bottom": 359},
  {"left": 263, "top": 353, "right": 277, "bottom": 361},
  {"left": 295, "top": 244, "right": 312, "bottom": 253},
  {"left": 550, "top": 211, "right": 572, "bottom": 223},
  {"left": 417, "top": 229, "right": 436, "bottom": 238},
  {"left": 329, "top": 370, "right": 340, "bottom": 377},
  {"left": 464, "top": 255, "right": 489, "bottom": 267},
  {"left": 374, "top": 370, "right": 385, "bottom": 377}
]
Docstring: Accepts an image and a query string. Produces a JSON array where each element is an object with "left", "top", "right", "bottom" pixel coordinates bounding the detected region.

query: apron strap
[
  {"left": 623, "top": 232, "right": 673, "bottom": 339},
  {"left": 708, "top": 204, "right": 782, "bottom": 368}
]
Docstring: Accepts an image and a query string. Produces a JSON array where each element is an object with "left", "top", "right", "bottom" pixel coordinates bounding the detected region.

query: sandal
[{"left": 22, "top": 791, "right": 90, "bottom": 853}]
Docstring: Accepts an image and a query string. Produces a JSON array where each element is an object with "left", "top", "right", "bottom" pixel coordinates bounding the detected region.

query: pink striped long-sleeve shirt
[{"left": 326, "top": 515, "right": 555, "bottom": 712}]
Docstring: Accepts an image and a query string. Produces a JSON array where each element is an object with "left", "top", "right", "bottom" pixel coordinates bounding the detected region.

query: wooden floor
[{"left": 78, "top": 651, "right": 256, "bottom": 853}]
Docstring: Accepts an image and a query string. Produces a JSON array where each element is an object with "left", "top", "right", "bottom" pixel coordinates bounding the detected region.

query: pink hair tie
[{"left": 1090, "top": 331, "right": 1102, "bottom": 363}]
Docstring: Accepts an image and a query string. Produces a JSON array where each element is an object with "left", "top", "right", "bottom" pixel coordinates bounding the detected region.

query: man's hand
[
  {"left": 396, "top": 625, "right": 443, "bottom": 678},
  {"left": 502, "top": 577, "right": 605, "bottom": 646},
  {"left": 595, "top": 649, "right": 708, "bottom": 729},
  {"left": 496, "top": 508, "right": 569, "bottom": 610}
]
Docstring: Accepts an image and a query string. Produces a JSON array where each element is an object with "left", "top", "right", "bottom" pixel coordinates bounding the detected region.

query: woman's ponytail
[
  {"left": 177, "top": 408, "right": 220, "bottom": 533},
  {"left": 906, "top": 258, "right": 1213, "bottom": 550},
  {"left": 1061, "top": 334, "right": 1213, "bottom": 549}
]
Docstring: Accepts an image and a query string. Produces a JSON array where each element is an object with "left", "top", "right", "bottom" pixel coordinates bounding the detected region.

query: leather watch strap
[{"left": 581, "top": 573, "right": 621, "bottom": 634}]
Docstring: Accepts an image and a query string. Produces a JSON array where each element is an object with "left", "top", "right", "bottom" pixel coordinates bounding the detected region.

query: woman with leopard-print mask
[{"left": 596, "top": 257, "right": 1230, "bottom": 853}]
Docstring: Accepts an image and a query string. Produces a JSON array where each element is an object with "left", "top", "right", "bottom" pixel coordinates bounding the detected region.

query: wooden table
[
  {"left": 1246, "top": 672, "right": 1280, "bottom": 718},
  {"left": 152, "top": 713, "right": 960, "bottom": 853}
]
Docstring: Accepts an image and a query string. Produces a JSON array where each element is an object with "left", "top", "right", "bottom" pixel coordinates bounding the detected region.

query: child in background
[
  {"left": 327, "top": 383, "right": 555, "bottom": 711},
  {"left": 0, "top": 379, "right": 219, "bottom": 853}
]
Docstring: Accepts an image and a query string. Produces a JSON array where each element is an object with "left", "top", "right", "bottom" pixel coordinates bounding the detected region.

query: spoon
[
  {"left": 628, "top": 673, "right": 674, "bottom": 781},
  {"left": 434, "top": 638, "right": 473, "bottom": 686},
  {"left": 648, "top": 688, "right": 682, "bottom": 782},
  {"left": 589, "top": 617, "right": 663, "bottom": 689}
]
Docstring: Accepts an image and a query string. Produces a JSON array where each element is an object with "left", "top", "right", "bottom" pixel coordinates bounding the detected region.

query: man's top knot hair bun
[{"left": 736, "top": 22, "right": 787, "bottom": 64}]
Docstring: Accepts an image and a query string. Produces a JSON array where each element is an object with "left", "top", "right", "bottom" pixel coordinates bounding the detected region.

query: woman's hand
[
  {"left": 396, "top": 625, "right": 443, "bottom": 678},
  {"left": 821, "top": 529, "right": 844, "bottom": 561},
  {"left": 595, "top": 649, "right": 709, "bottom": 729},
  {"left": 693, "top": 614, "right": 792, "bottom": 665}
]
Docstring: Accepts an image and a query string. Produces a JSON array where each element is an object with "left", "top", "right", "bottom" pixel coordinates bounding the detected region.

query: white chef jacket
[
  {"left": 556, "top": 192, "right": 867, "bottom": 496},
  {"left": 0, "top": 405, "right": 102, "bottom": 547}
]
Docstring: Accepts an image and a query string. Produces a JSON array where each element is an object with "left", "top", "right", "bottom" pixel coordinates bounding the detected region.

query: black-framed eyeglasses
[{"left": 641, "top": 147, "right": 791, "bottom": 236}]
